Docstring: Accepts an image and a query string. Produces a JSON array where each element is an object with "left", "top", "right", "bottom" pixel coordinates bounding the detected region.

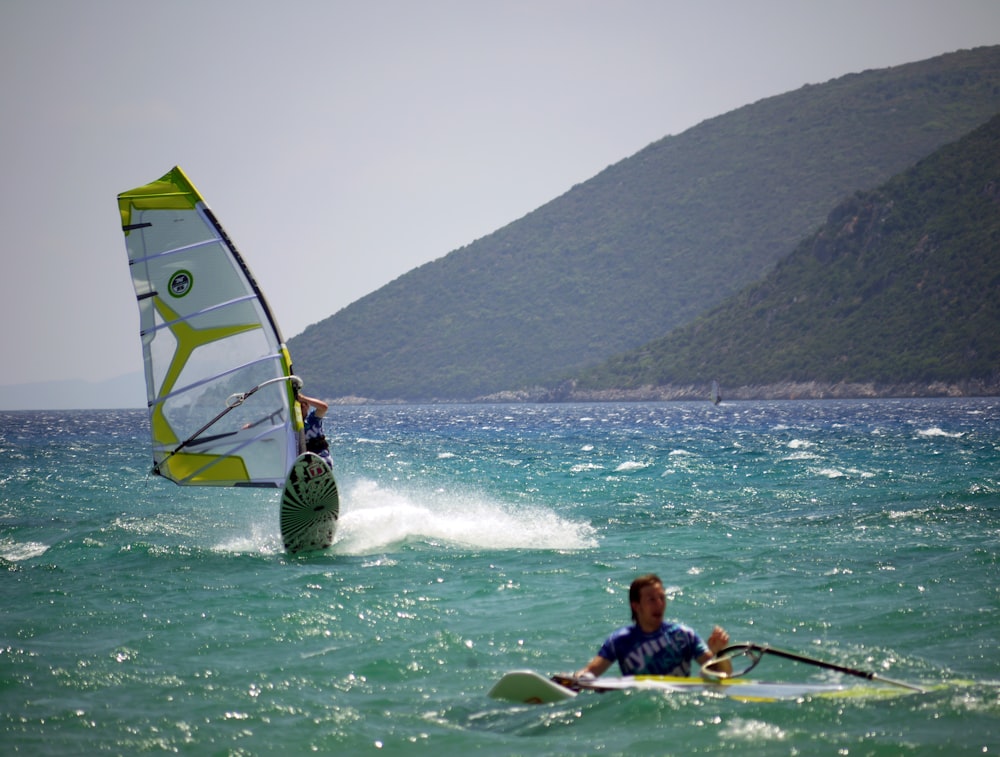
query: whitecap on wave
[
  {"left": 917, "top": 427, "right": 964, "bottom": 438},
  {"left": 331, "top": 479, "right": 598, "bottom": 555},
  {"left": 0, "top": 539, "right": 49, "bottom": 562},
  {"left": 813, "top": 466, "right": 875, "bottom": 479},
  {"left": 783, "top": 450, "right": 820, "bottom": 461},
  {"left": 614, "top": 460, "right": 650, "bottom": 472}
]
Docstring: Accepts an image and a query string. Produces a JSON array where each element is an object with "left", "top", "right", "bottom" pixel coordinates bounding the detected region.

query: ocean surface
[{"left": 2, "top": 399, "right": 998, "bottom": 755}]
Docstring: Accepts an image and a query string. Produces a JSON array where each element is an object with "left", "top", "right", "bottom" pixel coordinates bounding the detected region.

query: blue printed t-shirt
[
  {"left": 597, "top": 621, "right": 709, "bottom": 676},
  {"left": 303, "top": 411, "right": 331, "bottom": 464}
]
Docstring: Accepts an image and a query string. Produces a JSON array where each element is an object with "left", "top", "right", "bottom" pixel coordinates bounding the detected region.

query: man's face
[{"left": 632, "top": 582, "right": 667, "bottom": 631}]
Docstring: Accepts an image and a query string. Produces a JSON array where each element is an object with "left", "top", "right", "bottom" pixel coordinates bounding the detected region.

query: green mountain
[
  {"left": 288, "top": 46, "right": 1000, "bottom": 401},
  {"left": 574, "top": 114, "right": 1000, "bottom": 399}
]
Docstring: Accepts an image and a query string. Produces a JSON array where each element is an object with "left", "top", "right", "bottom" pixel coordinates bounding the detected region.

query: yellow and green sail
[{"left": 118, "top": 167, "right": 302, "bottom": 487}]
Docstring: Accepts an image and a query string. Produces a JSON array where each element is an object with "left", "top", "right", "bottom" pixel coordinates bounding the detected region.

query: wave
[
  {"left": 614, "top": 461, "right": 651, "bottom": 472},
  {"left": 917, "top": 427, "right": 964, "bottom": 438},
  {"left": 331, "top": 479, "right": 598, "bottom": 555},
  {"left": 0, "top": 539, "right": 49, "bottom": 562}
]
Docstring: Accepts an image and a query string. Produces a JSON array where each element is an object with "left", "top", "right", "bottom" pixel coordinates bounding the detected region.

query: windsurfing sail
[
  {"left": 711, "top": 380, "right": 721, "bottom": 405},
  {"left": 118, "top": 166, "right": 301, "bottom": 487}
]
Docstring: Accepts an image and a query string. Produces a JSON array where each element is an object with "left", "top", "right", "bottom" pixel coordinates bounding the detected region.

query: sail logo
[{"left": 168, "top": 270, "right": 193, "bottom": 298}]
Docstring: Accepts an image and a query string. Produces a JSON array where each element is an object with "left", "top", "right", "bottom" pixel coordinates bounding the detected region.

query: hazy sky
[{"left": 2, "top": 0, "right": 998, "bottom": 389}]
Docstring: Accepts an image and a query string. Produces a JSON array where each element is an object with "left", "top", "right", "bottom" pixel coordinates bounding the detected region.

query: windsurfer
[
  {"left": 298, "top": 393, "right": 333, "bottom": 467},
  {"left": 576, "top": 573, "right": 732, "bottom": 679}
]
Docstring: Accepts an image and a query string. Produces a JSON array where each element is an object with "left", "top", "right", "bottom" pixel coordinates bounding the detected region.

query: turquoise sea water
[{"left": 2, "top": 399, "right": 998, "bottom": 755}]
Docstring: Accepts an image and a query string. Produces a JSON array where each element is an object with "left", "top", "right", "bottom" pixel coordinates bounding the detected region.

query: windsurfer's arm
[
  {"left": 576, "top": 655, "right": 612, "bottom": 679},
  {"left": 298, "top": 394, "right": 328, "bottom": 418},
  {"left": 698, "top": 625, "right": 733, "bottom": 674}
]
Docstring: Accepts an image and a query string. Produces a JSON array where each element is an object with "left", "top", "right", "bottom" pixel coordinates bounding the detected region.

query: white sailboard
[
  {"left": 280, "top": 452, "right": 340, "bottom": 554},
  {"left": 488, "top": 670, "right": 914, "bottom": 704},
  {"left": 491, "top": 643, "right": 927, "bottom": 704}
]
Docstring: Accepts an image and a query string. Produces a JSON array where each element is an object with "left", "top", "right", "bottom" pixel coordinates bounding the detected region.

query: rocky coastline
[{"left": 328, "top": 378, "right": 999, "bottom": 405}]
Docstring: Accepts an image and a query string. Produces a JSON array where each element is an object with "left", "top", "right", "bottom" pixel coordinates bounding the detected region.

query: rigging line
[
  {"left": 241, "top": 407, "right": 286, "bottom": 431},
  {"left": 172, "top": 421, "right": 286, "bottom": 487},
  {"left": 154, "top": 375, "right": 299, "bottom": 475},
  {"left": 181, "top": 408, "right": 286, "bottom": 447},
  {"left": 148, "top": 353, "right": 286, "bottom": 410}
]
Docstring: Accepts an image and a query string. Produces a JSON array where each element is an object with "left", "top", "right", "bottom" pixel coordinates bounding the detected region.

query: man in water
[
  {"left": 297, "top": 392, "right": 333, "bottom": 467},
  {"left": 576, "top": 573, "right": 733, "bottom": 679}
]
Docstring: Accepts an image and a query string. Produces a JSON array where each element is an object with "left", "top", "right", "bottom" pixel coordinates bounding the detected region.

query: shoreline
[{"left": 327, "top": 379, "right": 1000, "bottom": 405}]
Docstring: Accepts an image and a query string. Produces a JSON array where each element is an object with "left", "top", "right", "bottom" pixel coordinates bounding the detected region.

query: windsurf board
[
  {"left": 488, "top": 669, "right": 915, "bottom": 704},
  {"left": 280, "top": 452, "right": 339, "bottom": 554}
]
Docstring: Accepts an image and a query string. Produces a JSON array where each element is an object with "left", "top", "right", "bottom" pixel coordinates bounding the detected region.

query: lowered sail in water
[{"left": 118, "top": 167, "right": 301, "bottom": 487}]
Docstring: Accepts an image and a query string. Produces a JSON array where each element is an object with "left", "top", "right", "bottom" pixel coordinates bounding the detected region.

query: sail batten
[
  {"left": 141, "top": 295, "right": 262, "bottom": 336},
  {"left": 147, "top": 355, "right": 292, "bottom": 415},
  {"left": 118, "top": 166, "right": 301, "bottom": 488},
  {"left": 128, "top": 237, "right": 221, "bottom": 266}
]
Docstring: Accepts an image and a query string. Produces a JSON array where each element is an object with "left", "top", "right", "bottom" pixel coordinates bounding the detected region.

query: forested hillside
[
  {"left": 289, "top": 46, "right": 1000, "bottom": 401},
  {"left": 573, "top": 114, "right": 1000, "bottom": 399}
]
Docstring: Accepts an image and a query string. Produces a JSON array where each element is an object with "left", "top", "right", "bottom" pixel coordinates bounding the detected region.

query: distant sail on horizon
[
  {"left": 711, "top": 380, "right": 721, "bottom": 405},
  {"left": 118, "top": 167, "right": 301, "bottom": 487}
]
